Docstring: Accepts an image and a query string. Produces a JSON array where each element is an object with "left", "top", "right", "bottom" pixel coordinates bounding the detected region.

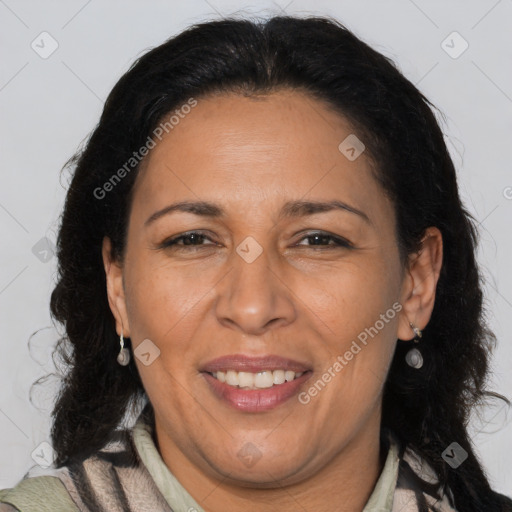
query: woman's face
[{"left": 105, "top": 89, "right": 425, "bottom": 487}]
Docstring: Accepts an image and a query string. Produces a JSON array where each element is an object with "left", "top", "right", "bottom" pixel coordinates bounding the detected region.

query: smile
[
  {"left": 200, "top": 354, "right": 312, "bottom": 412},
  {"left": 211, "top": 370, "right": 304, "bottom": 389}
]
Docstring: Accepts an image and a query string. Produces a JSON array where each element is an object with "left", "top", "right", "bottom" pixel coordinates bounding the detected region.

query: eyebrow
[{"left": 144, "top": 199, "right": 371, "bottom": 227}]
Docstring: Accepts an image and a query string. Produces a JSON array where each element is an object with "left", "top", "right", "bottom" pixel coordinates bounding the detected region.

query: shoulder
[
  {"left": 0, "top": 475, "right": 79, "bottom": 512},
  {"left": 394, "top": 437, "right": 512, "bottom": 511},
  {"left": 0, "top": 423, "right": 170, "bottom": 512},
  {"left": 0, "top": 428, "right": 139, "bottom": 512}
]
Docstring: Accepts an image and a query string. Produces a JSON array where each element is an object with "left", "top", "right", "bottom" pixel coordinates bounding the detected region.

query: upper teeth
[{"left": 213, "top": 370, "right": 304, "bottom": 389}]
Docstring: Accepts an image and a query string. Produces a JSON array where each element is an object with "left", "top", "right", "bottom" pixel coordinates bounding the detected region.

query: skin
[{"left": 103, "top": 89, "right": 443, "bottom": 512}]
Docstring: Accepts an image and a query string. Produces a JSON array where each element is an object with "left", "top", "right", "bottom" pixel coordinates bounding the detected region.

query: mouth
[
  {"left": 200, "top": 354, "right": 312, "bottom": 412},
  {"left": 209, "top": 369, "right": 306, "bottom": 389}
]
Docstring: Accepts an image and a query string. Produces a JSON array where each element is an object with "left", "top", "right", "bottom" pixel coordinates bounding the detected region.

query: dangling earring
[
  {"left": 405, "top": 322, "right": 423, "bottom": 369},
  {"left": 117, "top": 328, "right": 131, "bottom": 366}
]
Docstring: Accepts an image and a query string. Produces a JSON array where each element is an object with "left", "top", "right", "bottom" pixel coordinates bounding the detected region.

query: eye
[
  {"left": 295, "top": 231, "right": 352, "bottom": 249},
  {"left": 161, "top": 231, "right": 217, "bottom": 250}
]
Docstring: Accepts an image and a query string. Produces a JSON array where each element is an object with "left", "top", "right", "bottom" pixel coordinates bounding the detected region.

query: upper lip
[{"left": 201, "top": 354, "right": 311, "bottom": 373}]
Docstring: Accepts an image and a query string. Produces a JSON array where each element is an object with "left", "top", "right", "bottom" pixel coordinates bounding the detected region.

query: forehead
[{"left": 131, "top": 89, "right": 388, "bottom": 221}]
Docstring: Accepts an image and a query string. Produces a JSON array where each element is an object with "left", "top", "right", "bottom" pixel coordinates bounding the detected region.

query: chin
[{"left": 205, "top": 449, "right": 314, "bottom": 488}]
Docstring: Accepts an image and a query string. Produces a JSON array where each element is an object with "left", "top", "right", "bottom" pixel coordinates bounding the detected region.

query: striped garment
[{"left": 0, "top": 414, "right": 463, "bottom": 512}]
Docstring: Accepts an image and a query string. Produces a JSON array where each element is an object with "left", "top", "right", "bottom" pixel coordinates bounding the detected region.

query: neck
[{"left": 154, "top": 410, "right": 386, "bottom": 512}]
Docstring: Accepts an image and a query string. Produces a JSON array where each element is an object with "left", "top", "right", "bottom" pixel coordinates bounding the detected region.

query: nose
[{"left": 214, "top": 245, "right": 297, "bottom": 337}]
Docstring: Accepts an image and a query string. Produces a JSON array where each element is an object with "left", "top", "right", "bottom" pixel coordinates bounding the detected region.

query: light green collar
[
  {"left": 363, "top": 430, "right": 400, "bottom": 511},
  {"left": 132, "top": 418, "right": 205, "bottom": 512},
  {"left": 133, "top": 417, "right": 400, "bottom": 512}
]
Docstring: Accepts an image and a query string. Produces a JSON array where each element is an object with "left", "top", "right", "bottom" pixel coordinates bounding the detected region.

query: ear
[
  {"left": 102, "top": 236, "right": 131, "bottom": 338},
  {"left": 397, "top": 227, "right": 443, "bottom": 341}
]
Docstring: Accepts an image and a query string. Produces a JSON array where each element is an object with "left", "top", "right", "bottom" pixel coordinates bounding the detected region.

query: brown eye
[
  {"left": 162, "top": 231, "right": 217, "bottom": 249},
  {"left": 295, "top": 232, "right": 352, "bottom": 249}
]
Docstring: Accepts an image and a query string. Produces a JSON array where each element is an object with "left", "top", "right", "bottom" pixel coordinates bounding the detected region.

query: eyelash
[{"left": 161, "top": 231, "right": 352, "bottom": 250}]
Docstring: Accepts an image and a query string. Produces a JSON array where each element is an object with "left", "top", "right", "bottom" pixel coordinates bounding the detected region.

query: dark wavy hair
[{"left": 47, "top": 14, "right": 511, "bottom": 511}]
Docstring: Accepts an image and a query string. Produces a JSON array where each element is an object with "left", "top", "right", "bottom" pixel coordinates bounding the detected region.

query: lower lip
[{"left": 202, "top": 372, "right": 311, "bottom": 412}]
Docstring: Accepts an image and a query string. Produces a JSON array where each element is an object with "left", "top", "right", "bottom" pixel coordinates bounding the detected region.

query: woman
[{"left": 0, "top": 14, "right": 510, "bottom": 512}]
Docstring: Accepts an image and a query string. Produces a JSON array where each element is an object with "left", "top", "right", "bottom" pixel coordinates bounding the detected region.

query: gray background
[{"left": 0, "top": 0, "right": 511, "bottom": 495}]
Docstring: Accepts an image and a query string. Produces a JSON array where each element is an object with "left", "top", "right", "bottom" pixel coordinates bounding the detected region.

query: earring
[
  {"left": 405, "top": 322, "right": 423, "bottom": 369},
  {"left": 117, "top": 329, "right": 131, "bottom": 366}
]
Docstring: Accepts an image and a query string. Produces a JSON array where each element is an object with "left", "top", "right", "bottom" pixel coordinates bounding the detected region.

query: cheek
[
  {"left": 303, "top": 255, "right": 401, "bottom": 401},
  {"left": 306, "top": 254, "right": 401, "bottom": 339},
  {"left": 125, "top": 255, "right": 209, "bottom": 338}
]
